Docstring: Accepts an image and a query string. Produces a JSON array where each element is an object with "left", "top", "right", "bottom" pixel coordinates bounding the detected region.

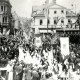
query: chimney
[{"left": 52, "top": 0, "right": 56, "bottom": 4}]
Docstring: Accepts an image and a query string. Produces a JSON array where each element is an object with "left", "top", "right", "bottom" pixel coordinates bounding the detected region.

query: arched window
[{"left": 40, "top": 19, "right": 43, "bottom": 25}]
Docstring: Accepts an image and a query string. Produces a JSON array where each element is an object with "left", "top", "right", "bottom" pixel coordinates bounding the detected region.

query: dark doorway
[{"left": 70, "top": 35, "right": 80, "bottom": 44}]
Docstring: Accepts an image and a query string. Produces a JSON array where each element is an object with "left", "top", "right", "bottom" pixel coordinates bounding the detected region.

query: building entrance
[{"left": 70, "top": 35, "right": 80, "bottom": 44}]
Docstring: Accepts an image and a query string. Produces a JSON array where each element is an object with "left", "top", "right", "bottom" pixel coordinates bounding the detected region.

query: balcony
[
  {"left": 33, "top": 24, "right": 79, "bottom": 30},
  {"left": 0, "top": 23, "right": 9, "bottom": 27}
]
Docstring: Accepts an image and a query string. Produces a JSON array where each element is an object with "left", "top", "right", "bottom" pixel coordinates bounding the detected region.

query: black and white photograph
[{"left": 0, "top": 0, "right": 80, "bottom": 80}]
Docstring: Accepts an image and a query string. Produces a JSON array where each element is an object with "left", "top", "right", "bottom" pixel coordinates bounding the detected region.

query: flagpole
[
  {"left": 45, "top": 0, "right": 49, "bottom": 35},
  {"left": 46, "top": 8, "right": 49, "bottom": 35}
]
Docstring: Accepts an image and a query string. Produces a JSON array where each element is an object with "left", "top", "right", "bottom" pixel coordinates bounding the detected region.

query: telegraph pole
[
  {"left": 44, "top": 0, "right": 49, "bottom": 35},
  {"left": 47, "top": 9, "right": 49, "bottom": 35}
]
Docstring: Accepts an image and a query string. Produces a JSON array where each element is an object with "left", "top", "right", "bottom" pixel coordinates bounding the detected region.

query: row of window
[
  {"left": 0, "top": 5, "right": 7, "bottom": 12},
  {"left": 53, "top": 10, "right": 64, "bottom": 14},
  {"left": 40, "top": 19, "right": 72, "bottom": 25}
]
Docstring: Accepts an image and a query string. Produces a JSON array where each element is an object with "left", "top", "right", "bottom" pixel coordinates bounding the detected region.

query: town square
[{"left": 0, "top": 0, "right": 80, "bottom": 80}]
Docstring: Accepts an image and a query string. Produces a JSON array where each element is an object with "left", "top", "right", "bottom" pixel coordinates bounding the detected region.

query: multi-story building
[
  {"left": 32, "top": 0, "right": 80, "bottom": 44},
  {"left": 32, "top": 0, "right": 77, "bottom": 34},
  {"left": 0, "top": 0, "right": 12, "bottom": 35},
  {"left": 12, "top": 11, "right": 21, "bottom": 35}
]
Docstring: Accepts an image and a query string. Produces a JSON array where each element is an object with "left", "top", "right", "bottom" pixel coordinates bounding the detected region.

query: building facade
[
  {"left": 12, "top": 11, "right": 21, "bottom": 35},
  {"left": 32, "top": 0, "right": 77, "bottom": 34},
  {"left": 0, "top": 0, "right": 12, "bottom": 35}
]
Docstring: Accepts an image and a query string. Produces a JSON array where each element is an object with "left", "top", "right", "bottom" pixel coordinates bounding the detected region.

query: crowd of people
[{"left": 0, "top": 34, "right": 80, "bottom": 80}]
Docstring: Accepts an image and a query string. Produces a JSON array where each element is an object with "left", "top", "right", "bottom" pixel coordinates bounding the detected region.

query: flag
[
  {"left": 60, "top": 37, "right": 70, "bottom": 58},
  {"left": 18, "top": 47, "right": 24, "bottom": 61},
  {"left": 0, "top": 31, "right": 2, "bottom": 35},
  {"left": 23, "top": 31, "right": 29, "bottom": 41},
  {"left": 51, "top": 33, "right": 58, "bottom": 44},
  {"left": 35, "top": 37, "right": 42, "bottom": 48},
  {"left": 3, "top": 28, "right": 6, "bottom": 35},
  {"left": 6, "top": 29, "right": 10, "bottom": 35}
]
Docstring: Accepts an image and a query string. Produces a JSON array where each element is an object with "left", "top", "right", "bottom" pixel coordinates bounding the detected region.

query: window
[
  {"left": 54, "top": 20, "right": 57, "bottom": 24},
  {"left": 3, "top": 16, "right": 7, "bottom": 23},
  {"left": 5, "top": 16, "right": 7, "bottom": 22},
  {"left": 48, "top": 19, "right": 50, "bottom": 24},
  {"left": 3, "top": 17, "right": 5, "bottom": 23},
  {"left": 54, "top": 11, "right": 57, "bottom": 14},
  {"left": 40, "top": 19, "right": 43, "bottom": 25},
  {"left": 68, "top": 19, "right": 71, "bottom": 23},
  {"left": 61, "top": 10, "right": 64, "bottom": 14},
  {"left": 61, "top": 19, "right": 64, "bottom": 23},
  {"left": 1, "top": 6, "right": 3, "bottom": 11}
]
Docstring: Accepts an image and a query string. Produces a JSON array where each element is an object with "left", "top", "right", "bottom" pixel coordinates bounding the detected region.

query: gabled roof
[
  {"left": 48, "top": 3, "right": 67, "bottom": 9},
  {"left": 32, "top": 2, "right": 76, "bottom": 17}
]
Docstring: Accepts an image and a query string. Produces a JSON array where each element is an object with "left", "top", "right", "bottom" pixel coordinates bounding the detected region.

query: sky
[{"left": 9, "top": 0, "right": 80, "bottom": 18}]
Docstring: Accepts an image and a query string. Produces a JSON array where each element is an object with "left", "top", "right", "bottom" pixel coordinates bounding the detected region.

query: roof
[
  {"left": 32, "top": 2, "right": 76, "bottom": 17},
  {"left": 66, "top": 11, "right": 77, "bottom": 17},
  {"left": 32, "top": 5, "right": 45, "bottom": 17}
]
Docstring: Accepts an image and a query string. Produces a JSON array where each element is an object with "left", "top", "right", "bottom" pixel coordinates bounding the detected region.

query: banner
[
  {"left": 3, "top": 28, "right": 6, "bottom": 35},
  {"left": 60, "top": 37, "right": 70, "bottom": 57},
  {"left": 51, "top": 34, "right": 58, "bottom": 44},
  {"left": 18, "top": 47, "right": 24, "bottom": 61},
  {"left": 35, "top": 37, "right": 42, "bottom": 48},
  {"left": 6, "top": 29, "right": 10, "bottom": 35}
]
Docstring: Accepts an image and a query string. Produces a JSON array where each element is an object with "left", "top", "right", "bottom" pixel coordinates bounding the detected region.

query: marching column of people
[
  {"left": 4, "top": 45, "right": 76, "bottom": 80},
  {"left": 1, "top": 36, "right": 80, "bottom": 80}
]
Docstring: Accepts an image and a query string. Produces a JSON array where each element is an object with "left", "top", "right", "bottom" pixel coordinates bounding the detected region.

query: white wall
[
  {"left": 32, "top": 6, "right": 77, "bottom": 33},
  {"left": 34, "top": 17, "right": 47, "bottom": 26}
]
